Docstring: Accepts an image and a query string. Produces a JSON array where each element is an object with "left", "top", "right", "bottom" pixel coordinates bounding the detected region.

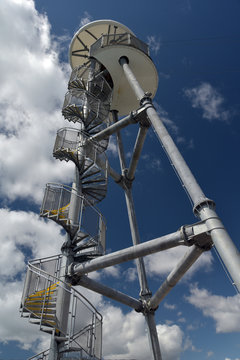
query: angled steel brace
[
  {"left": 127, "top": 125, "right": 149, "bottom": 181},
  {"left": 70, "top": 230, "right": 184, "bottom": 276},
  {"left": 147, "top": 245, "right": 205, "bottom": 310},
  {"left": 73, "top": 274, "right": 143, "bottom": 311}
]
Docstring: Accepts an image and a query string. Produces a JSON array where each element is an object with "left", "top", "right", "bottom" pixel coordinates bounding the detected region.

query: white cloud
[
  {"left": 100, "top": 304, "right": 184, "bottom": 360},
  {"left": 0, "top": 0, "right": 74, "bottom": 204},
  {"left": 184, "top": 82, "right": 230, "bottom": 122},
  {"left": 147, "top": 35, "right": 161, "bottom": 55},
  {"left": 207, "top": 351, "right": 214, "bottom": 357},
  {"left": 141, "top": 153, "right": 162, "bottom": 172},
  {"left": 164, "top": 302, "right": 176, "bottom": 310},
  {"left": 124, "top": 267, "right": 138, "bottom": 282},
  {"left": 0, "top": 209, "right": 63, "bottom": 279},
  {"left": 0, "top": 280, "right": 49, "bottom": 350},
  {"left": 145, "top": 246, "right": 213, "bottom": 278},
  {"left": 153, "top": 103, "right": 193, "bottom": 148},
  {"left": 79, "top": 11, "right": 93, "bottom": 27},
  {"left": 186, "top": 285, "right": 240, "bottom": 333},
  {"left": 106, "top": 135, "right": 118, "bottom": 157}
]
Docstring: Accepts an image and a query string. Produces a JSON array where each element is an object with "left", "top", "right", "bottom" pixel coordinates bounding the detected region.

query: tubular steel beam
[
  {"left": 112, "top": 110, "right": 150, "bottom": 295},
  {"left": 119, "top": 56, "right": 206, "bottom": 206},
  {"left": 146, "top": 313, "right": 163, "bottom": 360},
  {"left": 71, "top": 231, "right": 183, "bottom": 277},
  {"left": 119, "top": 56, "right": 240, "bottom": 293},
  {"left": 95, "top": 155, "right": 122, "bottom": 184},
  {"left": 113, "top": 109, "right": 162, "bottom": 360},
  {"left": 76, "top": 275, "right": 143, "bottom": 311},
  {"left": 127, "top": 125, "right": 148, "bottom": 181},
  {"left": 148, "top": 245, "right": 204, "bottom": 310},
  {"left": 90, "top": 113, "right": 136, "bottom": 142}
]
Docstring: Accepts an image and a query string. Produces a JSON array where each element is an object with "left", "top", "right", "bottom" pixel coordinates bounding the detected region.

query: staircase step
[
  {"left": 30, "top": 313, "right": 56, "bottom": 320},
  {"left": 73, "top": 242, "right": 96, "bottom": 252},
  {"left": 72, "top": 231, "right": 89, "bottom": 244}
]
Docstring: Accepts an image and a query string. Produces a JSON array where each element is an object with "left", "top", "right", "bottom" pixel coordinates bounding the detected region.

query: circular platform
[
  {"left": 69, "top": 20, "right": 158, "bottom": 116},
  {"left": 69, "top": 20, "right": 134, "bottom": 69}
]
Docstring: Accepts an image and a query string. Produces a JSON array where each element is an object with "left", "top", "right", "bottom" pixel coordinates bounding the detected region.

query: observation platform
[{"left": 69, "top": 20, "right": 158, "bottom": 116}]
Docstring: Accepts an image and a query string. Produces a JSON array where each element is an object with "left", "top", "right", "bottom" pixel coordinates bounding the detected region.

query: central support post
[{"left": 112, "top": 110, "right": 162, "bottom": 360}]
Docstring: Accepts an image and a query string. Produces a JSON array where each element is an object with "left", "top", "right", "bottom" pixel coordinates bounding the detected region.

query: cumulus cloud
[
  {"left": 145, "top": 246, "right": 213, "bottom": 278},
  {"left": 186, "top": 285, "right": 240, "bottom": 333},
  {"left": 153, "top": 103, "right": 193, "bottom": 148},
  {"left": 0, "top": 0, "right": 74, "bottom": 204},
  {"left": 164, "top": 302, "right": 177, "bottom": 310},
  {"left": 0, "top": 280, "right": 49, "bottom": 350},
  {"left": 0, "top": 208, "right": 63, "bottom": 279},
  {"left": 0, "top": 208, "right": 64, "bottom": 349},
  {"left": 147, "top": 35, "right": 161, "bottom": 55},
  {"left": 79, "top": 11, "right": 93, "bottom": 27},
  {"left": 100, "top": 304, "right": 184, "bottom": 359},
  {"left": 184, "top": 82, "right": 230, "bottom": 122}
]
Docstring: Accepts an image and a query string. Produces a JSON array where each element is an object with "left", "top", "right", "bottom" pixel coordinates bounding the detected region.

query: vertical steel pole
[
  {"left": 48, "top": 332, "right": 58, "bottom": 360},
  {"left": 112, "top": 110, "right": 150, "bottom": 295},
  {"left": 112, "top": 110, "right": 162, "bottom": 360},
  {"left": 119, "top": 56, "right": 240, "bottom": 292}
]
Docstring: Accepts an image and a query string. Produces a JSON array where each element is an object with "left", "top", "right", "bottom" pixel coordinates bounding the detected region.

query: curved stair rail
[
  {"left": 20, "top": 58, "right": 113, "bottom": 359},
  {"left": 20, "top": 256, "right": 102, "bottom": 360},
  {"left": 40, "top": 183, "right": 106, "bottom": 258},
  {"left": 53, "top": 129, "right": 108, "bottom": 204}
]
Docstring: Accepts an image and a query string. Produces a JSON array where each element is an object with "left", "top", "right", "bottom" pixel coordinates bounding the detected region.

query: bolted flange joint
[
  {"left": 140, "top": 92, "right": 152, "bottom": 106},
  {"left": 180, "top": 220, "right": 213, "bottom": 250}
]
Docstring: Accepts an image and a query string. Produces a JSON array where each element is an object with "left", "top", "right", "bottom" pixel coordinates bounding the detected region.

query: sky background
[{"left": 0, "top": 0, "right": 240, "bottom": 359}]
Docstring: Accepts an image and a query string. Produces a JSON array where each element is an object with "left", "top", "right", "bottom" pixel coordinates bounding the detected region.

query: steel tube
[
  {"left": 148, "top": 245, "right": 204, "bottom": 310},
  {"left": 119, "top": 56, "right": 206, "bottom": 206},
  {"left": 90, "top": 113, "right": 135, "bottom": 142},
  {"left": 48, "top": 333, "right": 58, "bottom": 360},
  {"left": 77, "top": 275, "right": 142, "bottom": 310},
  {"left": 71, "top": 231, "right": 183, "bottom": 276},
  {"left": 120, "top": 57, "right": 240, "bottom": 293},
  {"left": 95, "top": 155, "right": 122, "bottom": 184},
  {"left": 113, "top": 110, "right": 150, "bottom": 295},
  {"left": 124, "top": 187, "right": 150, "bottom": 295},
  {"left": 145, "top": 312, "right": 162, "bottom": 360},
  {"left": 127, "top": 126, "right": 148, "bottom": 180},
  {"left": 113, "top": 109, "right": 162, "bottom": 359},
  {"left": 198, "top": 204, "right": 240, "bottom": 290}
]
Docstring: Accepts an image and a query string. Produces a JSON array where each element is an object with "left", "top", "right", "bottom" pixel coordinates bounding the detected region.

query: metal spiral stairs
[
  {"left": 20, "top": 255, "right": 102, "bottom": 360},
  {"left": 20, "top": 59, "right": 113, "bottom": 359}
]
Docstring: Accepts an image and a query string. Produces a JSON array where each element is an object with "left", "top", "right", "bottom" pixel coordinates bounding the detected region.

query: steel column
[
  {"left": 112, "top": 109, "right": 162, "bottom": 360},
  {"left": 77, "top": 274, "right": 143, "bottom": 310},
  {"left": 90, "top": 113, "right": 136, "bottom": 142},
  {"left": 119, "top": 56, "right": 240, "bottom": 293},
  {"left": 128, "top": 125, "right": 149, "bottom": 181},
  {"left": 112, "top": 110, "right": 151, "bottom": 295},
  {"left": 71, "top": 231, "right": 183, "bottom": 276},
  {"left": 146, "top": 313, "right": 163, "bottom": 360},
  {"left": 148, "top": 245, "right": 204, "bottom": 310}
]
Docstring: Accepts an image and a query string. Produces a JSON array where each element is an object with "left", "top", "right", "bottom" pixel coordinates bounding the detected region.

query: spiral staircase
[{"left": 20, "top": 59, "right": 113, "bottom": 359}]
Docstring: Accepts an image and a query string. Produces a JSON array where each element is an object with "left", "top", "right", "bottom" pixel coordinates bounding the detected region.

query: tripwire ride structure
[{"left": 20, "top": 20, "right": 240, "bottom": 360}]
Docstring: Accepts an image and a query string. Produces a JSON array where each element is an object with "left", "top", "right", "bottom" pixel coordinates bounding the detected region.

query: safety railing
[
  {"left": 40, "top": 184, "right": 106, "bottom": 255},
  {"left": 21, "top": 260, "right": 103, "bottom": 359},
  {"left": 69, "top": 64, "right": 113, "bottom": 104},
  {"left": 90, "top": 32, "right": 149, "bottom": 57},
  {"left": 62, "top": 89, "right": 110, "bottom": 128}
]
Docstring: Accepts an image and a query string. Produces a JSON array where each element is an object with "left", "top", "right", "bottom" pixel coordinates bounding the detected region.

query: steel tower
[{"left": 20, "top": 20, "right": 240, "bottom": 360}]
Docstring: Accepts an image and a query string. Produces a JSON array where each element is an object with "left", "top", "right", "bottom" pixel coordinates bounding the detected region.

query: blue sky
[{"left": 0, "top": 0, "right": 240, "bottom": 359}]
